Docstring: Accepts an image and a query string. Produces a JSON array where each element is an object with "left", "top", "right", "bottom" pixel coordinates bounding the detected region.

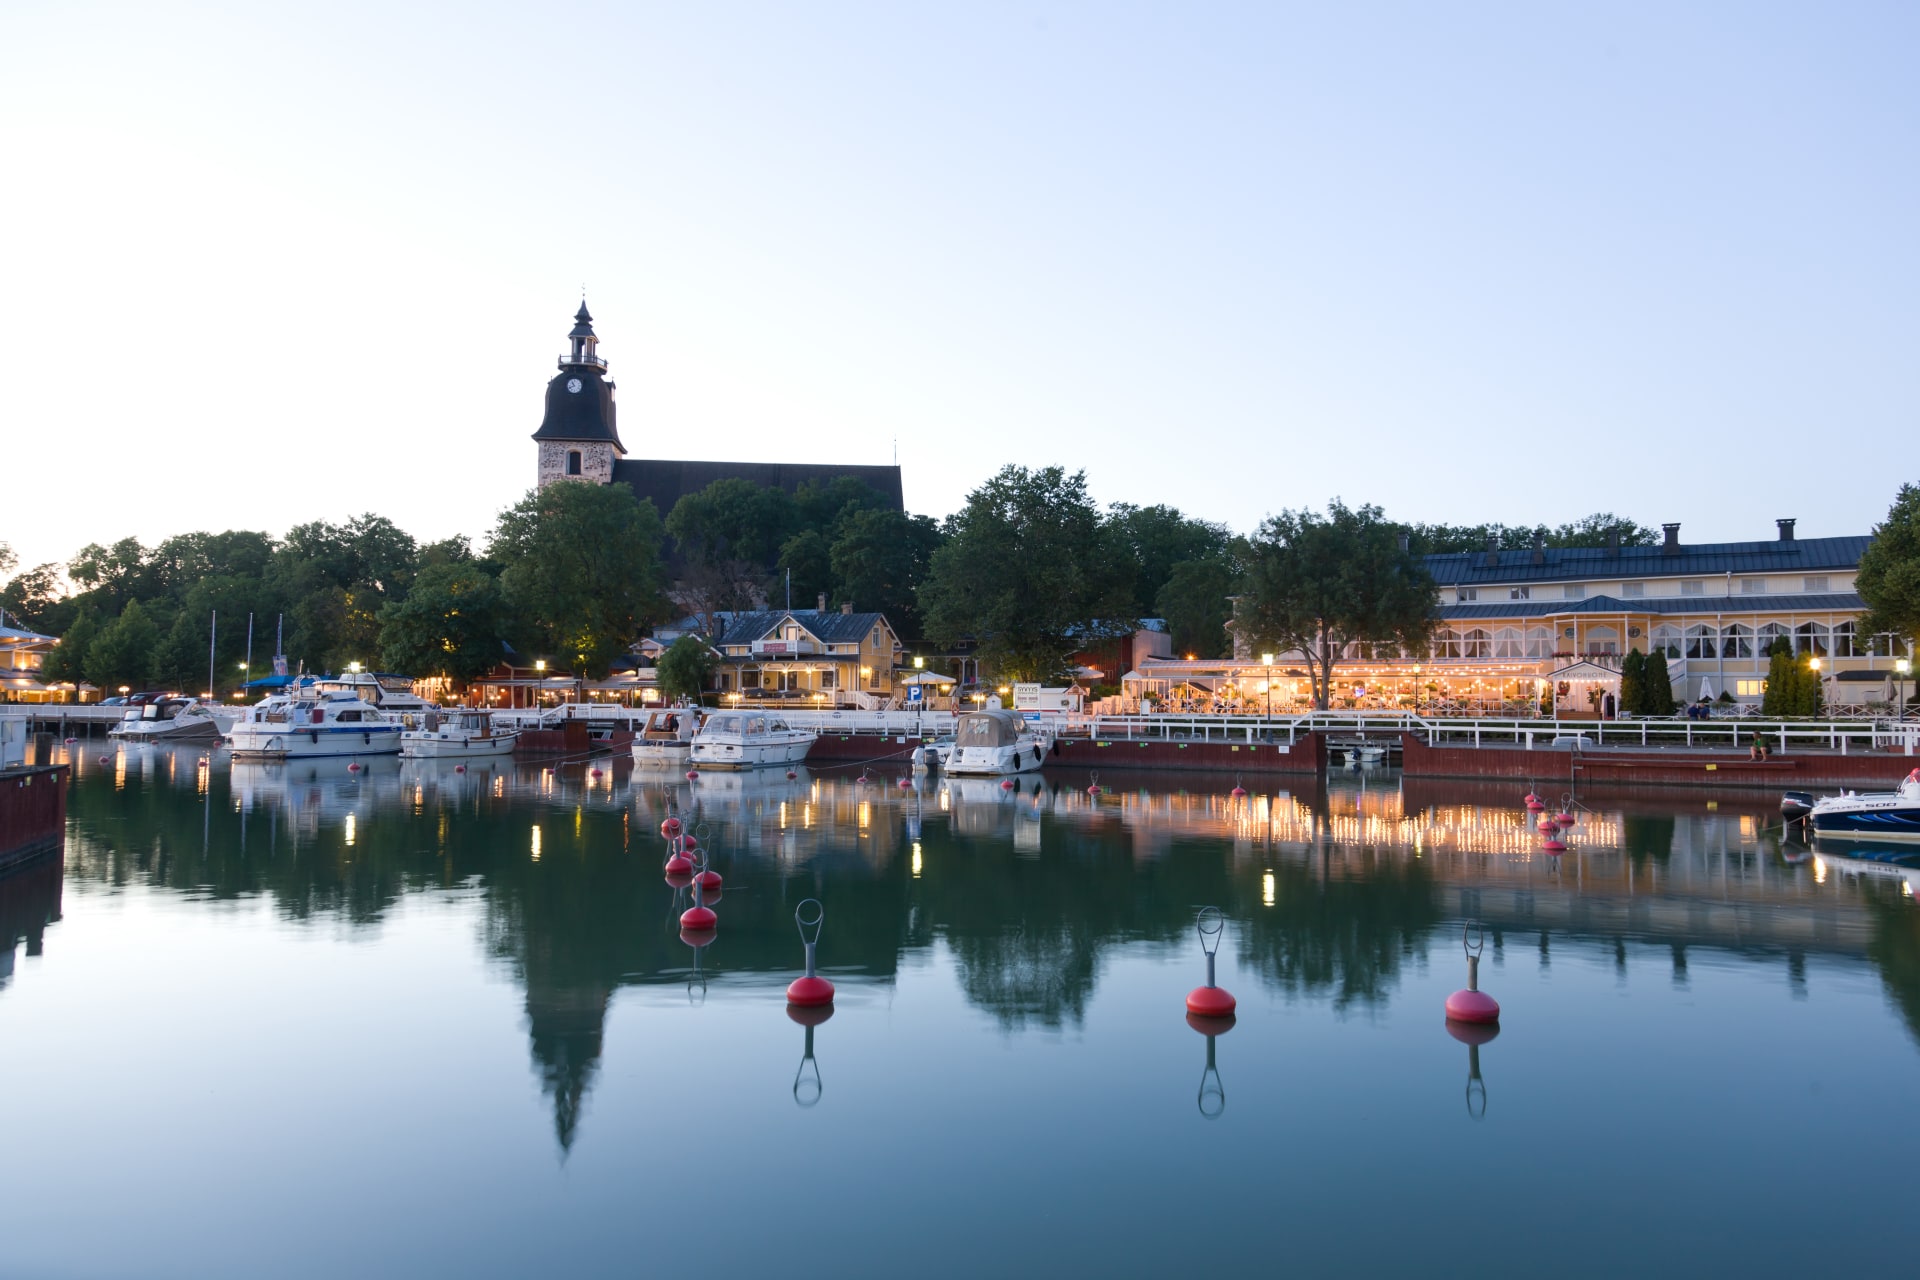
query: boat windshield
[{"left": 956, "top": 712, "right": 1022, "bottom": 748}]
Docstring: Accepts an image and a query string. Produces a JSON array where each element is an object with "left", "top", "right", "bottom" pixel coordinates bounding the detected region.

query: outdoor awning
[
  {"left": 1543, "top": 660, "right": 1621, "bottom": 684},
  {"left": 899, "top": 671, "right": 956, "bottom": 686},
  {"left": 1, "top": 675, "right": 48, "bottom": 692}
]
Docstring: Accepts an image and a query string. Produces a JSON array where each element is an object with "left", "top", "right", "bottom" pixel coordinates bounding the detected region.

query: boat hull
[
  {"left": 688, "top": 736, "right": 813, "bottom": 770},
  {"left": 399, "top": 732, "right": 517, "bottom": 759},
  {"left": 229, "top": 726, "right": 404, "bottom": 759},
  {"left": 1810, "top": 806, "right": 1920, "bottom": 841},
  {"left": 945, "top": 742, "right": 1047, "bottom": 776},
  {"left": 632, "top": 743, "right": 693, "bottom": 769},
  {"left": 109, "top": 721, "right": 225, "bottom": 744}
]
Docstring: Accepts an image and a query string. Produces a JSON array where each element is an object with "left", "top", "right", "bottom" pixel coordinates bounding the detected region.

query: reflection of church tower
[
  {"left": 532, "top": 302, "right": 625, "bottom": 489},
  {"left": 523, "top": 981, "right": 614, "bottom": 1152}
]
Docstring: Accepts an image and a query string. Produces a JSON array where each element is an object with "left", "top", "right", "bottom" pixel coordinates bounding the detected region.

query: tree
[
  {"left": 42, "top": 608, "right": 98, "bottom": 686},
  {"left": 830, "top": 508, "right": 943, "bottom": 640},
  {"left": 655, "top": 635, "right": 717, "bottom": 702},
  {"left": 150, "top": 611, "right": 208, "bottom": 692},
  {"left": 1405, "top": 514, "right": 1657, "bottom": 555},
  {"left": 84, "top": 601, "right": 162, "bottom": 692},
  {"left": 0, "top": 562, "right": 65, "bottom": 633},
  {"left": 376, "top": 563, "right": 509, "bottom": 683},
  {"left": 1643, "top": 649, "right": 1676, "bottom": 716},
  {"left": 1619, "top": 648, "right": 1647, "bottom": 716},
  {"left": 1858, "top": 484, "right": 1920, "bottom": 646},
  {"left": 1761, "top": 637, "right": 1794, "bottom": 717},
  {"left": 1155, "top": 549, "right": 1244, "bottom": 659},
  {"left": 1235, "top": 501, "right": 1434, "bottom": 710},
  {"left": 665, "top": 478, "right": 797, "bottom": 568},
  {"left": 1104, "top": 504, "right": 1232, "bottom": 617},
  {"left": 917, "top": 466, "right": 1135, "bottom": 682},
  {"left": 1793, "top": 651, "right": 1826, "bottom": 717},
  {"left": 489, "top": 483, "right": 667, "bottom": 679}
]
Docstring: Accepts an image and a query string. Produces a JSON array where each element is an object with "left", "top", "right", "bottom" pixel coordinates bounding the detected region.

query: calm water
[{"left": 3, "top": 743, "right": 1918, "bottom": 1278}]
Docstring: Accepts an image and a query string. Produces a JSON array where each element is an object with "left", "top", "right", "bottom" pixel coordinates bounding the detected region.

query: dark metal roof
[
  {"left": 610, "top": 458, "right": 904, "bottom": 517},
  {"left": 1436, "top": 592, "right": 1865, "bottom": 621},
  {"left": 713, "top": 609, "right": 894, "bottom": 650},
  {"left": 530, "top": 367, "right": 623, "bottom": 448},
  {"left": 1425, "top": 535, "right": 1868, "bottom": 586},
  {"left": 568, "top": 302, "right": 596, "bottom": 340}
]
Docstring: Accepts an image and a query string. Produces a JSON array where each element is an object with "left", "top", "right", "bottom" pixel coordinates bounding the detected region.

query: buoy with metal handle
[
  {"left": 680, "top": 871, "right": 717, "bottom": 931},
  {"left": 1185, "top": 906, "right": 1236, "bottom": 1017},
  {"left": 786, "top": 898, "right": 834, "bottom": 1007},
  {"left": 1444, "top": 921, "right": 1500, "bottom": 1023}
]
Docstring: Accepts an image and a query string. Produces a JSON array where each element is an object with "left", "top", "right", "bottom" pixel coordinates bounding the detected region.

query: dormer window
[
  {"left": 1457, "top": 588, "right": 1477, "bottom": 602},
  {"left": 1508, "top": 586, "right": 1530, "bottom": 601}
]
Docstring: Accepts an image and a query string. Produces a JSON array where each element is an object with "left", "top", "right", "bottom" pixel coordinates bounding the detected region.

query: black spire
[
  {"left": 533, "top": 300, "right": 623, "bottom": 449},
  {"left": 569, "top": 301, "right": 595, "bottom": 340}
]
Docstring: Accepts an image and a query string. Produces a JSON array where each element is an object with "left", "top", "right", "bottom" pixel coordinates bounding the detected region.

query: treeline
[{"left": 0, "top": 470, "right": 1656, "bottom": 696}]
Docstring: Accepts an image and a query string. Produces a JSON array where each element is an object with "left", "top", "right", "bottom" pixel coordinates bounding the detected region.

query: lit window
[
  {"left": 1508, "top": 586, "right": 1530, "bottom": 601},
  {"left": 1804, "top": 576, "right": 1829, "bottom": 592},
  {"left": 1741, "top": 577, "right": 1766, "bottom": 594},
  {"left": 1681, "top": 580, "right": 1704, "bottom": 596},
  {"left": 1736, "top": 679, "right": 1764, "bottom": 697},
  {"left": 1622, "top": 582, "right": 1645, "bottom": 598}
]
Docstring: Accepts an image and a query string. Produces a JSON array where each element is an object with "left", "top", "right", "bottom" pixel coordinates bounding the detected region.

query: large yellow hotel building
[{"left": 1127, "top": 520, "right": 1908, "bottom": 717}]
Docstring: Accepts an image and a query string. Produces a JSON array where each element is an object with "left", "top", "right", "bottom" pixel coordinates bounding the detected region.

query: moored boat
[
  {"left": 399, "top": 708, "right": 517, "bottom": 758},
  {"left": 688, "top": 711, "right": 814, "bottom": 770},
  {"left": 632, "top": 709, "right": 698, "bottom": 769},
  {"left": 1808, "top": 769, "right": 1920, "bottom": 841},
  {"left": 108, "top": 698, "right": 236, "bottom": 744},
  {"left": 944, "top": 710, "right": 1048, "bottom": 776},
  {"left": 228, "top": 692, "right": 403, "bottom": 759}
]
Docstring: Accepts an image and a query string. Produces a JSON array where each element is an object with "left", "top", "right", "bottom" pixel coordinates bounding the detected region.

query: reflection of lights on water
[
  {"left": 1262, "top": 871, "right": 1275, "bottom": 906},
  {"left": 114, "top": 754, "right": 126, "bottom": 791},
  {"left": 1813, "top": 856, "right": 1826, "bottom": 884},
  {"left": 531, "top": 825, "right": 543, "bottom": 861},
  {"left": 492, "top": 775, "right": 504, "bottom": 798},
  {"left": 414, "top": 784, "right": 424, "bottom": 812},
  {"left": 912, "top": 841, "right": 923, "bottom": 878},
  {"left": 803, "top": 803, "right": 813, "bottom": 830},
  {"left": 344, "top": 813, "right": 356, "bottom": 847},
  {"left": 574, "top": 808, "right": 582, "bottom": 838},
  {"left": 858, "top": 802, "right": 870, "bottom": 830},
  {"left": 779, "top": 801, "right": 788, "bottom": 828}
]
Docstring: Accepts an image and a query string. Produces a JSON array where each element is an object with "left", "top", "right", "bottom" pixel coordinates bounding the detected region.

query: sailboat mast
[{"left": 207, "top": 610, "right": 218, "bottom": 701}]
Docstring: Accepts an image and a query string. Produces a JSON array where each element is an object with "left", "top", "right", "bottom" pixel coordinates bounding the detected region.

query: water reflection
[
  {"left": 0, "top": 852, "right": 62, "bottom": 992},
  {"left": 39, "top": 744, "right": 1920, "bottom": 1151}
]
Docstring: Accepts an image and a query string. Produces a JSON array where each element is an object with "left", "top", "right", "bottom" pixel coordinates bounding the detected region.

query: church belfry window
[{"left": 567, "top": 450, "right": 582, "bottom": 476}]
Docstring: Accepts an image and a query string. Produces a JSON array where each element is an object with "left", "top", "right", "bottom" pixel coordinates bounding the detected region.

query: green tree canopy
[
  {"left": 41, "top": 608, "right": 98, "bottom": 686},
  {"left": 1858, "top": 483, "right": 1920, "bottom": 646},
  {"left": 830, "top": 508, "right": 943, "bottom": 640},
  {"left": 1642, "top": 649, "right": 1676, "bottom": 716},
  {"left": 918, "top": 466, "right": 1135, "bottom": 682},
  {"left": 1155, "top": 546, "right": 1246, "bottom": 659},
  {"left": 489, "top": 483, "right": 667, "bottom": 679},
  {"left": 655, "top": 635, "right": 717, "bottom": 702},
  {"left": 1235, "top": 501, "right": 1434, "bottom": 710},
  {"left": 1406, "top": 513, "right": 1657, "bottom": 555},
  {"left": 1104, "top": 503, "right": 1233, "bottom": 618},
  {"left": 377, "top": 562, "right": 510, "bottom": 682},
  {"left": 1619, "top": 647, "right": 1647, "bottom": 716},
  {"left": 84, "top": 600, "right": 162, "bottom": 692}
]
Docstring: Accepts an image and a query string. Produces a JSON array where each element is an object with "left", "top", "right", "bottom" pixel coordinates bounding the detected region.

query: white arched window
[
  {"left": 1757, "top": 622, "right": 1789, "bottom": 655},
  {"left": 1722, "top": 624, "right": 1753, "bottom": 659},
  {"left": 1525, "top": 626, "right": 1553, "bottom": 658},
  {"left": 1832, "top": 621, "right": 1856, "bottom": 657},
  {"left": 1651, "top": 625, "right": 1682, "bottom": 659},
  {"left": 1434, "top": 628, "right": 1462, "bottom": 659},
  {"left": 1493, "top": 627, "right": 1523, "bottom": 658},
  {"left": 1796, "top": 622, "right": 1828, "bottom": 656},
  {"left": 1585, "top": 625, "right": 1619, "bottom": 656},
  {"left": 1685, "top": 624, "right": 1717, "bottom": 660},
  {"left": 1461, "top": 628, "right": 1491, "bottom": 658}
]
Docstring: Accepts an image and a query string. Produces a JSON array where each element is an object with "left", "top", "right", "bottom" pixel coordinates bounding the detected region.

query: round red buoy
[
  {"left": 1086, "top": 784, "right": 1100, "bottom": 796},
  {"left": 347, "top": 762, "right": 361, "bottom": 772},
  {"left": 98, "top": 755, "right": 110, "bottom": 764},
  {"left": 1537, "top": 818, "right": 1557, "bottom": 833},
  {"left": 898, "top": 777, "right": 912, "bottom": 789},
  {"left": 660, "top": 818, "right": 682, "bottom": 838},
  {"left": 855, "top": 776, "right": 868, "bottom": 786},
  {"left": 1445, "top": 988, "right": 1501, "bottom": 1023},
  {"left": 787, "top": 974, "right": 835, "bottom": 1007},
  {"left": 1000, "top": 778, "right": 1015, "bottom": 790},
  {"left": 1557, "top": 812, "right": 1575, "bottom": 826},
  {"left": 664, "top": 854, "right": 693, "bottom": 875},
  {"left": 681, "top": 904, "right": 717, "bottom": 930},
  {"left": 686, "top": 769, "right": 699, "bottom": 781},
  {"left": 664, "top": 867, "right": 693, "bottom": 888},
  {"left": 589, "top": 768, "right": 602, "bottom": 779},
  {"left": 679, "top": 925, "right": 716, "bottom": 948},
  {"left": 1543, "top": 836, "right": 1566, "bottom": 853},
  {"left": 786, "top": 770, "right": 798, "bottom": 779},
  {"left": 1230, "top": 786, "right": 1247, "bottom": 798},
  {"left": 694, "top": 869, "right": 722, "bottom": 893},
  {"left": 63, "top": 737, "right": 76, "bottom": 745},
  {"left": 454, "top": 764, "right": 466, "bottom": 773},
  {"left": 681, "top": 834, "right": 698, "bottom": 850},
  {"left": 1186, "top": 985, "right": 1237, "bottom": 1017}
]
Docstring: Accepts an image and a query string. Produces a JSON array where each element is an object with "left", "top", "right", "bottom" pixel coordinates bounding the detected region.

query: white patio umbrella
[
  {"left": 899, "top": 670, "right": 954, "bottom": 686},
  {"left": 1698, "top": 678, "right": 1715, "bottom": 700}
]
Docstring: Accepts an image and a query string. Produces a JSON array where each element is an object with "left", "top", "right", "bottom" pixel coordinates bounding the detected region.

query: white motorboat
[
  {"left": 399, "top": 708, "right": 518, "bottom": 758},
  {"left": 688, "top": 711, "right": 815, "bottom": 770},
  {"left": 228, "top": 691, "right": 404, "bottom": 759},
  {"left": 632, "top": 709, "right": 699, "bottom": 769},
  {"left": 944, "top": 710, "right": 1049, "bottom": 776},
  {"left": 912, "top": 735, "right": 955, "bottom": 773},
  {"left": 108, "top": 697, "right": 236, "bottom": 743},
  {"left": 1808, "top": 768, "right": 1920, "bottom": 842},
  {"left": 312, "top": 671, "right": 438, "bottom": 727}
]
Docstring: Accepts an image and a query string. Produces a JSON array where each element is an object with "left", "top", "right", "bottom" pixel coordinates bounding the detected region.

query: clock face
[{"left": 566, "top": 378, "right": 582, "bottom": 394}]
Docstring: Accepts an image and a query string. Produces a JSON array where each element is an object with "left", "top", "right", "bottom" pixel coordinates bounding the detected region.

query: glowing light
[
  {"left": 1813, "top": 855, "right": 1826, "bottom": 884},
  {"left": 531, "top": 825, "right": 543, "bottom": 860},
  {"left": 912, "top": 842, "right": 923, "bottom": 878},
  {"left": 1262, "top": 871, "right": 1275, "bottom": 906},
  {"left": 344, "top": 813, "right": 356, "bottom": 847}
]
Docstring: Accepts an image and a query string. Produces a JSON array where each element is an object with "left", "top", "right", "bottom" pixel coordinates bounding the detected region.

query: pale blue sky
[{"left": 2, "top": 2, "right": 1914, "bottom": 573}]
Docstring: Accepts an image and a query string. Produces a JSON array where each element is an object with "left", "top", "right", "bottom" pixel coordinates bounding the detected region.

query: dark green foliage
[
  {"left": 1619, "top": 648, "right": 1646, "bottom": 715},
  {"left": 83, "top": 601, "right": 162, "bottom": 691},
  {"left": 1405, "top": 513, "right": 1658, "bottom": 555},
  {"left": 0, "top": 561, "right": 65, "bottom": 633},
  {"left": 829, "top": 509, "right": 943, "bottom": 641},
  {"left": 918, "top": 466, "right": 1135, "bottom": 682},
  {"left": 655, "top": 635, "right": 717, "bottom": 702},
  {"left": 41, "top": 608, "right": 97, "bottom": 686},
  {"left": 1237, "top": 501, "right": 1434, "bottom": 710},
  {"left": 1761, "top": 637, "right": 1795, "bottom": 716},
  {"left": 377, "top": 563, "right": 510, "bottom": 682},
  {"left": 490, "top": 483, "right": 668, "bottom": 679},
  {"left": 1642, "top": 649, "right": 1676, "bottom": 715},
  {"left": 1858, "top": 483, "right": 1920, "bottom": 645}
]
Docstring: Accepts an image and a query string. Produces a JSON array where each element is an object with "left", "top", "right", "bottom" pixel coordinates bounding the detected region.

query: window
[
  {"left": 1722, "top": 624, "right": 1753, "bottom": 659},
  {"left": 566, "top": 450, "right": 582, "bottom": 476},
  {"left": 1804, "top": 576, "right": 1829, "bottom": 593},
  {"left": 1434, "top": 628, "right": 1462, "bottom": 659},
  {"left": 1681, "top": 580, "right": 1704, "bottom": 596},
  {"left": 336, "top": 709, "right": 362, "bottom": 723},
  {"left": 1685, "top": 624, "right": 1717, "bottom": 660},
  {"left": 1525, "top": 626, "right": 1553, "bottom": 658},
  {"left": 1736, "top": 679, "right": 1764, "bottom": 697},
  {"left": 1456, "top": 588, "right": 1477, "bottom": 603},
  {"left": 741, "top": 669, "right": 761, "bottom": 689},
  {"left": 1493, "top": 627, "right": 1524, "bottom": 658},
  {"left": 819, "top": 668, "right": 837, "bottom": 689},
  {"left": 1461, "top": 629, "right": 1491, "bottom": 658},
  {"left": 1741, "top": 577, "right": 1767, "bottom": 594},
  {"left": 1757, "top": 622, "right": 1789, "bottom": 655},
  {"left": 1585, "top": 626, "right": 1619, "bottom": 656},
  {"left": 1832, "top": 621, "right": 1856, "bottom": 657},
  {"left": 1796, "top": 622, "right": 1828, "bottom": 656},
  {"left": 1508, "top": 586, "right": 1531, "bottom": 601},
  {"left": 1563, "top": 584, "right": 1586, "bottom": 600},
  {"left": 1651, "top": 625, "right": 1682, "bottom": 659},
  {"left": 1622, "top": 582, "right": 1645, "bottom": 598}
]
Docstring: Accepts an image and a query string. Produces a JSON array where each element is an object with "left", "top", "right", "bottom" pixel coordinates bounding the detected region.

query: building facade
[{"left": 703, "top": 608, "right": 905, "bottom": 707}]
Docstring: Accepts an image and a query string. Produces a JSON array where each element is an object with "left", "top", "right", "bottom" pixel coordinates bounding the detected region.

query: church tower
[{"left": 532, "top": 301, "right": 625, "bottom": 488}]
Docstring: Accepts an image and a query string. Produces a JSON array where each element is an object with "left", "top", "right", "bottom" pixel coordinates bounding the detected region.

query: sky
[{"left": 2, "top": 1, "right": 1915, "bottom": 576}]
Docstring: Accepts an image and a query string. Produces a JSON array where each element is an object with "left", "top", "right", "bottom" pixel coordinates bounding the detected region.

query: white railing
[{"left": 776, "top": 709, "right": 957, "bottom": 735}]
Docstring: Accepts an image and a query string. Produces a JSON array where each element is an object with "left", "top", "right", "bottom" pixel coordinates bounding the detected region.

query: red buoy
[
  {"left": 589, "top": 768, "right": 602, "bottom": 779},
  {"left": 1542, "top": 836, "right": 1566, "bottom": 853},
  {"left": 63, "top": 737, "right": 76, "bottom": 745},
  {"left": 681, "top": 904, "right": 717, "bottom": 930},
  {"left": 661, "top": 817, "right": 682, "bottom": 838},
  {"left": 686, "top": 769, "right": 699, "bottom": 781},
  {"left": 1186, "top": 906, "right": 1236, "bottom": 1016},
  {"left": 681, "top": 834, "right": 698, "bottom": 850},
  {"left": 664, "top": 867, "right": 694, "bottom": 888},
  {"left": 97, "top": 755, "right": 109, "bottom": 764},
  {"left": 1230, "top": 786, "right": 1247, "bottom": 798},
  {"left": 1445, "top": 988, "right": 1501, "bottom": 1023},
  {"left": 664, "top": 854, "right": 693, "bottom": 875},
  {"left": 694, "top": 869, "right": 722, "bottom": 893},
  {"left": 1000, "top": 778, "right": 1015, "bottom": 790},
  {"left": 454, "top": 764, "right": 466, "bottom": 773},
  {"left": 1086, "top": 784, "right": 1100, "bottom": 796},
  {"left": 898, "top": 777, "right": 913, "bottom": 789},
  {"left": 1524, "top": 792, "right": 1545, "bottom": 812},
  {"left": 855, "top": 775, "right": 868, "bottom": 786},
  {"left": 1537, "top": 818, "right": 1557, "bottom": 833},
  {"left": 786, "top": 770, "right": 798, "bottom": 779},
  {"left": 788, "top": 974, "right": 835, "bottom": 1006},
  {"left": 347, "top": 762, "right": 362, "bottom": 772},
  {"left": 679, "top": 925, "right": 716, "bottom": 948},
  {"left": 1186, "top": 985, "right": 1237, "bottom": 1017}
]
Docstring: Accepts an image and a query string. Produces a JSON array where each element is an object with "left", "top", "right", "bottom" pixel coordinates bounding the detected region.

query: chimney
[
  {"left": 1397, "top": 532, "right": 1410, "bottom": 553},
  {"left": 1776, "top": 518, "right": 1796, "bottom": 542},
  {"left": 816, "top": 592, "right": 827, "bottom": 613},
  {"left": 841, "top": 601, "right": 853, "bottom": 615},
  {"left": 1483, "top": 532, "right": 1499, "bottom": 567},
  {"left": 1606, "top": 528, "right": 1620, "bottom": 555},
  {"left": 1661, "top": 523, "right": 1681, "bottom": 554},
  {"left": 1530, "top": 529, "right": 1546, "bottom": 565}
]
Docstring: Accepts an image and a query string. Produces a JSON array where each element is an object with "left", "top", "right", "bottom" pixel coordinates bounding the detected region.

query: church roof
[{"left": 531, "top": 367, "right": 623, "bottom": 449}]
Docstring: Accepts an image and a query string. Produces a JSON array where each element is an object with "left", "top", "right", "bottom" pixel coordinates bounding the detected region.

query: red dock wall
[
  {"left": 1, "top": 765, "right": 68, "bottom": 872},
  {"left": 1047, "top": 732, "right": 1326, "bottom": 775},
  {"left": 1399, "top": 733, "right": 1918, "bottom": 792}
]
